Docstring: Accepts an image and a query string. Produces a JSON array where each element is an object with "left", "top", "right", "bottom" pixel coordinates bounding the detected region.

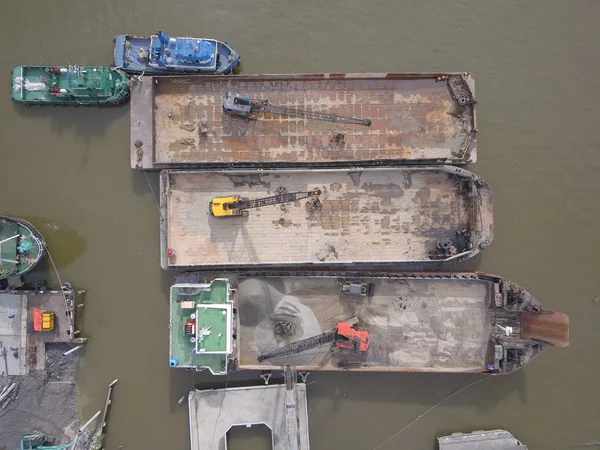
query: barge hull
[
  {"left": 131, "top": 72, "right": 477, "bottom": 169},
  {"left": 169, "top": 271, "right": 568, "bottom": 375},
  {"left": 160, "top": 166, "right": 493, "bottom": 270}
]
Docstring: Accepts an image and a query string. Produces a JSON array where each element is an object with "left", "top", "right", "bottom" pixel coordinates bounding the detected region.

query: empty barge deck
[
  {"left": 131, "top": 72, "right": 477, "bottom": 169},
  {"left": 160, "top": 166, "right": 493, "bottom": 270}
]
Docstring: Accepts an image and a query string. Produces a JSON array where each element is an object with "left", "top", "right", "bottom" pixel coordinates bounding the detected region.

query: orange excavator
[{"left": 257, "top": 319, "right": 370, "bottom": 362}]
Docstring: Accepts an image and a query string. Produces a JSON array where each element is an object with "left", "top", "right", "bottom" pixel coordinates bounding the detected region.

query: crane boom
[
  {"left": 252, "top": 101, "right": 371, "bottom": 127},
  {"left": 223, "top": 91, "right": 372, "bottom": 127},
  {"left": 257, "top": 330, "right": 337, "bottom": 362}
]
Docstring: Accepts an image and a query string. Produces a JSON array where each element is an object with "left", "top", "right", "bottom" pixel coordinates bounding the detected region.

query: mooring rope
[
  {"left": 142, "top": 169, "right": 163, "bottom": 220},
  {"left": 46, "top": 247, "right": 68, "bottom": 301},
  {"left": 44, "top": 247, "right": 77, "bottom": 338},
  {"left": 372, "top": 377, "right": 486, "bottom": 450}
]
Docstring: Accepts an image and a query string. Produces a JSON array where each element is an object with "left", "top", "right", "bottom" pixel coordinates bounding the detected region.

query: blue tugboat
[{"left": 113, "top": 31, "right": 240, "bottom": 75}]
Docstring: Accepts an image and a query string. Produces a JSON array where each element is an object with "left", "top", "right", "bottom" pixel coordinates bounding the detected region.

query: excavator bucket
[{"left": 520, "top": 311, "right": 569, "bottom": 348}]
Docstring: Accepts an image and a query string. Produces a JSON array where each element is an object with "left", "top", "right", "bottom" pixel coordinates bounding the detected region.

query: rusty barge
[
  {"left": 160, "top": 166, "right": 493, "bottom": 270},
  {"left": 132, "top": 72, "right": 477, "bottom": 169},
  {"left": 169, "top": 272, "right": 569, "bottom": 375}
]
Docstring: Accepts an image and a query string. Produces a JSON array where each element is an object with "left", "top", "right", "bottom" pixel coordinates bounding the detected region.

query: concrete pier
[
  {"left": 0, "top": 287, "right": 84, "bottom": 375},
  {"left": 188, "top": 384, "right": 310, "bottom": 450}
]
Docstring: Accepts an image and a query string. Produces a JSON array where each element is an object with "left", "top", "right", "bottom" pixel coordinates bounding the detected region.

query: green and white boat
[
  {"left": 11, "top": 65, "right": 129, "bottom": 106},
  {"left": 0, "top": 216, "right": 46, "bottom": 281}
]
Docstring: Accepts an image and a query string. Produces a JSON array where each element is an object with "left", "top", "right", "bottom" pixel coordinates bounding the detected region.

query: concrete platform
[
  {"left": 0, "top": 293, "right": 27, "bottom": 375},
  {"left": 0, "top": 287, "right": 84, "bottom": 375},
  {"left": 160, "top": 166, "right": 493, "bottom": 270},
  {"left": 131, "top": 72, "right": 477, "bottom": 169},
  {"left": 188, "top": 384, "right": 310, "bottom": 450}
]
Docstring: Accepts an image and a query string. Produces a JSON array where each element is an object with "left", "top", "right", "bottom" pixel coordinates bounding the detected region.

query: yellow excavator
[{"left": 210, "top": 189, "right": 321, "bottom": 217}]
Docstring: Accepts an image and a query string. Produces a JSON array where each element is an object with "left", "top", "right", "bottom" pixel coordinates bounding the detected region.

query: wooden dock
[
  {"left": 0, "top": 286, "right": 85, "bottom": 376},
  {"left": 131, "top": 72, "right": 477, "bottom": 169}
]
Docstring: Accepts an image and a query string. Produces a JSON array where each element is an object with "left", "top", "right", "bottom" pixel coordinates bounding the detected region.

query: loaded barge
[
  {"left": 160, "top": 166, "right": 493, "bottom": 270},
  {"left": 131, "top": 72, "right": 477, "bottom": 169},
  {"left": 169, "top": 272, "right": 569, "bottom": 376}
]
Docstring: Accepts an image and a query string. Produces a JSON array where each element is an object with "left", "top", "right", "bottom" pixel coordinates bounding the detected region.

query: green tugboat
[
  {"left": 11, "top": 65, "right": 129, "bottom": 106},
  {"left": 0, "top": 216, "right": 46, "bottom": 281}
]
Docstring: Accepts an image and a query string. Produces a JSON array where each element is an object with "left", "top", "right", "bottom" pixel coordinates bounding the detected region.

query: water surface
[{"left": 1, "top": 1, "right": 599, "bottom": 448}]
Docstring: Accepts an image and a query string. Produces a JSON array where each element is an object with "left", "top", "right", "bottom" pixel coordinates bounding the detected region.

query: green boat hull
[
  {"left": 11, "top": 66, "right": 130, "bottom": 106},
  {"left": 0, "top": 216, "right": 46, "bottom": 281}
]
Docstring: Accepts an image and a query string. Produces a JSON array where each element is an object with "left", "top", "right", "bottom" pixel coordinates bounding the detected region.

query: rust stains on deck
[
  {"left": 131, "top": 73, "right": 477, "bottom": 169},
  {"left": 521, "top": 311, "right": 570, "bottom": 348}
]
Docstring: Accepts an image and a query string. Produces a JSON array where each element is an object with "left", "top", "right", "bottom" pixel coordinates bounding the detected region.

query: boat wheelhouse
[
  {"left": 113, "top": 31, "right": 240, "bottom": 75},
  {"left": 11, "top": 66, "right": 129, "bottom": 106}
]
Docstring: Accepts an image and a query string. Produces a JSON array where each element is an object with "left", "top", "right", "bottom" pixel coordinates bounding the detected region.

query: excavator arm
[
  {"left": 234, "top": 190, "right": 320, "bottom": 210},
  {"left": 257, "top": 321, "right": 371, "bottom": 362},
  {"left": 210, "top": 189, "right": 321, "bottom": 217},
  {"left": 257, "top": 330, "right": 337, "bottom": 362}
]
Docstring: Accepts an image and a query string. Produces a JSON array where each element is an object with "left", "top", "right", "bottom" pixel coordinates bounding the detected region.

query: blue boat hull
[{"left": 112, "top": 34, "right": 241, "bottom": 75}]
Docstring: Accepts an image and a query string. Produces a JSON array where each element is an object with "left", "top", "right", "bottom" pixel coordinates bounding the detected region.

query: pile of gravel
[{"left": 0, "top": 343, "right": 80, "bottom": 450}]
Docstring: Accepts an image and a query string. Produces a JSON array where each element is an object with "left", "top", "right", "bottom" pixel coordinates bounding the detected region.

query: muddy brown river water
[{"left": 1, "top": 1, "right": 599, "bottom": 448}]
